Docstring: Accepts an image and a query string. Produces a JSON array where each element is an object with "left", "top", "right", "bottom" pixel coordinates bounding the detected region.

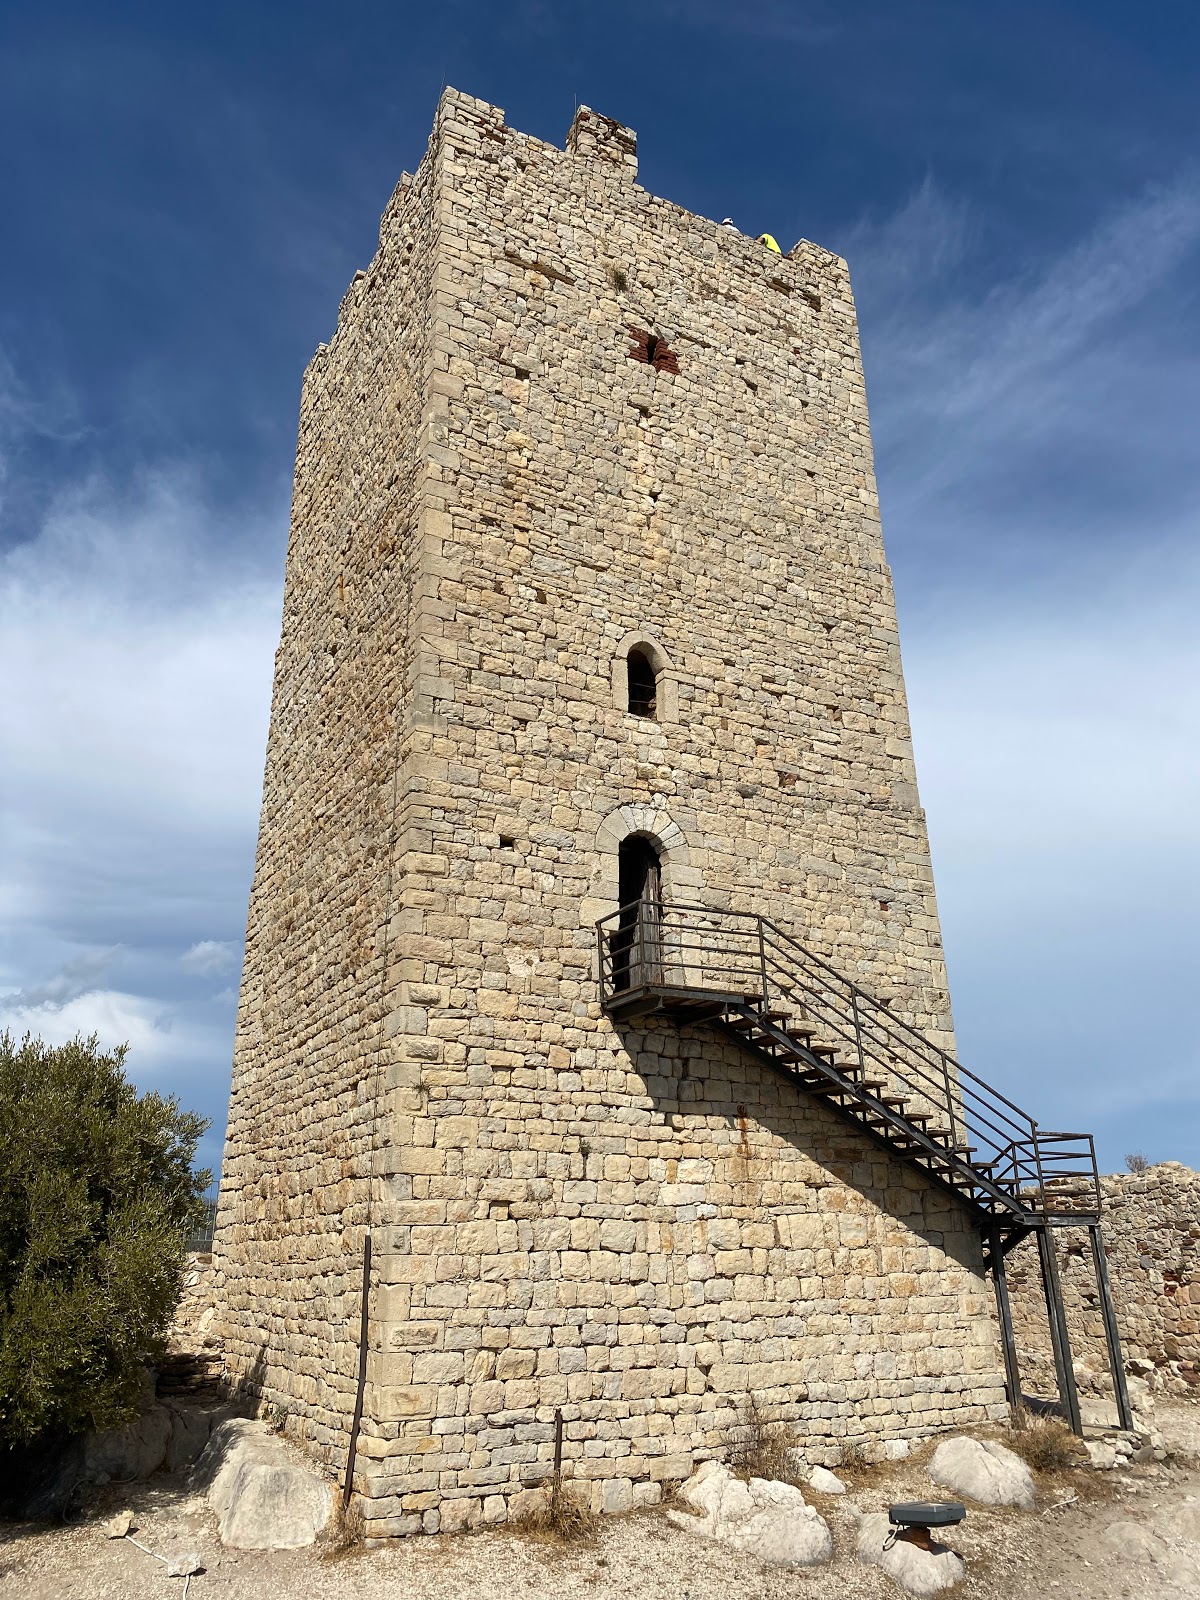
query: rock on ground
[
  {"left": 1174, "top": 1498, "right": 1200, "bottom": 1541},
  {"left": 808, "top": 1465, "right": 847, "bottom": 1494},
  {"left": 928, "top": 1436, "right": 1035, "bottom": 1509},
  {"left": 84, "top": 1404, "right": 173, "bottom": 1483},
  {"left": 195, "top": 1418, "right": 334, "bottom": 1551},
  {"left": 856, "top": 1509, "right": 966, "bottom": 1596},
  {"left": 667, "top": 1460, "right": 832, "bottom": 1567},
  {"left": 162, "top": 1401, "right": 226, "bottom": 1473}
]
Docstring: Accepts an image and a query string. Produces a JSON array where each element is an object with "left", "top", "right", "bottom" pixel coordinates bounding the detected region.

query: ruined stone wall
[
  {"left": 1008, "top": 1164, "right": 1200, "bottom": 1398},
  {"left": 217, "top": 88, "right": 1009, "bottom": 1537}
]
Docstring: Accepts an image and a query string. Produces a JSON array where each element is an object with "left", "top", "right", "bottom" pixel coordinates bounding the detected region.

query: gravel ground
[{"left": 2, "top": 1404, "right": 1198, "bottom": 1600}]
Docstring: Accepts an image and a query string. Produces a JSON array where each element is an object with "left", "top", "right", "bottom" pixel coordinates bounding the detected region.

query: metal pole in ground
[
  {"left": 988, "top": 1222, "right": 1023, "bottom": 1413},
  {"left": 1090, "top": 1223, "right": 1135, "bottom": 1431},
  {"left": 1036, "top": 1225, "right": 1082, "bottom": 1435},
  {"left": 551, "top": 1407, "right": 564, "bottom": 1520}
]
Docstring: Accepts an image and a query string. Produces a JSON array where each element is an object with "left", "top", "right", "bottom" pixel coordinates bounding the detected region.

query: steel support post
[
  {"left": 1090, "top": 1223, "right": 1135, "bottom": 1431},
  {"left": 1036, "top": 1225, "right": 1082, "bottom": 1435},
  {"left": 988, "top": 1224, "right": 1023, "bottom": 1412}
]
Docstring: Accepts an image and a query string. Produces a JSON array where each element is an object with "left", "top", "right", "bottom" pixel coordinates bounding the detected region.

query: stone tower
[{"left": 214, "top": 89, "right": 1006, "bottom": 1538}]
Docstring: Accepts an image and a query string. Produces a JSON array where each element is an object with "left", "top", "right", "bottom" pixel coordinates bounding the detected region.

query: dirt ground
[{"left": 2, "top": 1403, "right": 1198, "bottom": 1600}]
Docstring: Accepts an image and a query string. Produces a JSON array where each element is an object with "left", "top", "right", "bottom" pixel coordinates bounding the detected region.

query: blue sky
[{"left": 1, "top": 1, "right": 1197, "bottom": 1180}]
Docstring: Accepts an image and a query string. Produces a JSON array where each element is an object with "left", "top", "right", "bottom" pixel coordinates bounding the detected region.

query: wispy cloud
[
  {"left": 848, "top": 171, "right": 1200, "bottom": 1164},
  {"left": 180, "top": 939, "right": 238, "bottom": 977},
  {"left": 849, "top": 170, "right": 1200, "bottom": 541},
  {"left": 9, "top": 945, "right": 122, "bottom": 1007}
]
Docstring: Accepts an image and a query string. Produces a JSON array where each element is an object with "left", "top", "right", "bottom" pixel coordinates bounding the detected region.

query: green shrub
[{"left": 0, "top": 1032, "right": 209, "bottom": 1447}]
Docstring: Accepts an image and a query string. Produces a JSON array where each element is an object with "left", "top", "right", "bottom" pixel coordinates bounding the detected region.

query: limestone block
[
  {"left": 668, "top": 1461, "right": 832, "bottom": 1567},
  {"left": 928, "top": 1437, "right": 1034, "bottom": 1509},
  {"left": 200, "top": 1419, "right": 334, "bottom": 1550},
  {"left": 84, "top": 1404, "right": 172, "bottom": 1482},
  {"left": 163, "top": 1402, "right": 224, "bottom": 1473},
  {"left": 856, "top": 1510, "right": 965, "bottom": 1596}
]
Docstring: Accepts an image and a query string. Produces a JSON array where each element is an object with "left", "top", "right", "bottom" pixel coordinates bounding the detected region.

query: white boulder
[
  {"left": 928, "top": 1437, "right": 1035, "bottom": 1509},
  {"left": 808, "top": 1465, "right": 847, "bottom": 1494},
  {"left": 668, "top": 1461, "right": 832, "bottom": 1567},
  {"left": 197, "top": 1418, "right": 334, "bottom": 1550},
  {"left": 857, "top": 1511, "right": 965, "bottom": 1596}
]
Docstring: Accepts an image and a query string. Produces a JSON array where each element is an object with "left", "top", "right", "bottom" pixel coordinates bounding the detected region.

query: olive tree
[{"left": 0, "top": 1032, "right": 209, "bottom": 1447}]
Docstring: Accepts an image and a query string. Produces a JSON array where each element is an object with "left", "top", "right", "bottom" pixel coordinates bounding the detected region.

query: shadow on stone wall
[{"left": 615, "top": 1016, "right": 985, "bottom": 1276}]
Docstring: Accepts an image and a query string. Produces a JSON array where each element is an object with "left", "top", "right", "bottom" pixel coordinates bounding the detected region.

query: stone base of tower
[{"left": 345, "top": 1025, "right": 1006, "bottom": 1538}]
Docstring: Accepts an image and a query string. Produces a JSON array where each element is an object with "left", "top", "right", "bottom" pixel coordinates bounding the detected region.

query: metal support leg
[
  {"left": 1090, "top": 1223, "right": 1135, "bottom": 1431},
  {"left": 1036, "top": 1225, "right": 1082, "bottom": 1435},
  {"left": 988, "top": 1224, "right": 1023, "bottom": 1413}
]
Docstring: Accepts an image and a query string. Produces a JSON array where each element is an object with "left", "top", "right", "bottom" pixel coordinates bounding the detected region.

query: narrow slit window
[{"left": 627, "top": 647, "right": 658, "bottom": 718}]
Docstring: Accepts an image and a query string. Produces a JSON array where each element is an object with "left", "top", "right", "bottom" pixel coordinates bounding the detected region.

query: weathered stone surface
[
  {"left": 103, "top": 1511, "right": 133, "bottom": 1538},
  {"left": 928, "top": 1438, "right": 1035, "bottom": 1509},
  {"left": 668, "top": 1462, "right": 832, "bottom": 1566},
  {"left": 166, "top": 1552, "right": 204, "bottom": 1577},
  {"left": 84, "top": 1404, "right": 171, "bottom": 1483},
  {"left": 163, "top": 1402, "right": 225, "bottom": 1473},
  {"left": 1107, "top": 1516, "right": 1200, "bottom": 1580},
  {"left": 1008, "top": 1164, "right": 1200, "bottom": 1398},
  {"left": 1173, "top": 1499, "right": 1200, "bottom": 1541},
  {"left": 199, "top": 1419, "right": 334, "bottom": 1550},
  {"left": 809, "top": 1465, "right": 847, "bottom": 1494},
  {"left": 857, "top": 1511, "right": 965, "bottom": 1596},
  {"left": 213, "top": 84, "right": 1008, "bottom": 1536}
]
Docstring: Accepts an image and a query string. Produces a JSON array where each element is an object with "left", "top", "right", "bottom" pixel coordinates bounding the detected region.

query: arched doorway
[{"left": 612, "top": 835, "right": 663, "bottom": 991}]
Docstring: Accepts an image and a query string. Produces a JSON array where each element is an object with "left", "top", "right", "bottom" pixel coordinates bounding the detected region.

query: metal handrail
[{"left": 596, "top": 900, "right": 1100, "bottom": 1220}]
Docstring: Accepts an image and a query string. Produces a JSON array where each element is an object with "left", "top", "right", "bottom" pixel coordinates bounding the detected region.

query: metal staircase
[{"left": 596, "top": 899, "right": 1133, "bottom": 1434}]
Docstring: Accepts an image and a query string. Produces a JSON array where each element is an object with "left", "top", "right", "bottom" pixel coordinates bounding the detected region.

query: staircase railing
[{"left": 596, "top": 900, "right": 1099, "bottom": 1220}]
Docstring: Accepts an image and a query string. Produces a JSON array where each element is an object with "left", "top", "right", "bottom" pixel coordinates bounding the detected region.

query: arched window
[
  {"left": 626, "top": 647, "right": 658, "bottom": 718},
  {"left": 611, "top": 633, "right": 675, "bottom": 725}
]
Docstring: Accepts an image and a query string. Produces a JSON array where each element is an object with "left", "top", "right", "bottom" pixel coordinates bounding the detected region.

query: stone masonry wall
[
  {"left": 217, "top": 89, "right": 1009, "bottom": 1538},
  {"left": 213, "top": 125, "right": 442, "bottom": 1463},
  {"left": 1007, "top": 1164, "right": 1200, "bottom": 1398}
]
